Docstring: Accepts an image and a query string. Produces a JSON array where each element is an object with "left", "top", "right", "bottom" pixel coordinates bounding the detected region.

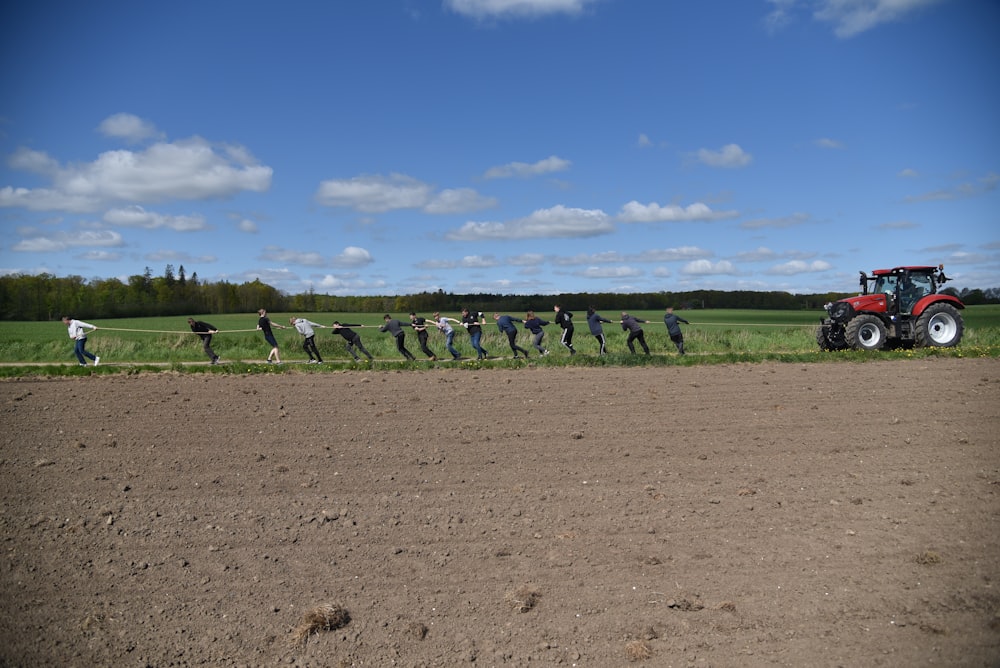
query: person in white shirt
[
  {"left": 289, "top": 317, "right": 324, "bottom": 363},
  {"left": 62, "top": 316, "right": 100, "bottom": 366}
]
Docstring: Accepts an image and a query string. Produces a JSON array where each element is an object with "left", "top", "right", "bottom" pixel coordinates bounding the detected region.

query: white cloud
[
  {"left": 424, "top": 187, "right": 498, "bottom": 214},
  {"left": 79, "top": 250, "right": 123, "bottom": 261},
  {"left": 740, "top": 212, "right": 810, "bottom": 229},
  {"left": 637, "top": 133, "right": 652, "bottom": 148},
  {"left": 97, "top": 113, "right": 164, "bottom": 143},
  {"left": 414, "top": 255, "right": 502, "bottom": 270},
  {"left": 145, "top": 249, "right": 216, "bottom": 263},
  {"left": 576, "top": 265, "right": 643, "bottom": 279},
  {"left": 315, "top": 174, "right": 494, "bottom": 214},
  {"left": 680, "top": 259, "right": 739, "bottom": 276},
  {"left": 333, "top": 246, "right": 374, "bottom": 267},
  {"left": 898, "top": 168, "right": 920, "bottom": 178},
  {"left": 766, "top": 259, "right": 833, "bottom": 275},
  {"left": 446, "top": 204, "right": 613, "bottom": 240},
  {"left": 483, "top": 155, "right": 571, "bottom": 179},
  {"left": 695, "top": 143, "right": 752, "bottom": 168},
  {"left": 815, "top": 0, "right": 949, "bottom": 39},
  {"left": 1, "top": 138, "right": 272, "bottom": 213},
  {"left": 734, "top": 246, "right": 780, "bottom": 262},
  {"left": 259, "top": 245, "right": 328, "bottom": 267},
  {"left": 904, "top": 172, "right": 1000, "bottom": 202},
  {"left": 618, "top": 200, "right": 738, "bottom": 223},
  {"left": 238, "top": 219, "right": 258, "bottom": 233},
  {"left": 508, "top": 253, "right": 546, "bottom": 266},
  {"left": 12, "top": 228, "right": 124, "bottom": 252},
  {"left": 445, "top": 0, "right": 598, "bottom": 20},
  {"left": 315, "top": 173, "right": 431, "bottom": 212},
  {"left": 103, "top": 205, "right": 207, "bottom": 231}
]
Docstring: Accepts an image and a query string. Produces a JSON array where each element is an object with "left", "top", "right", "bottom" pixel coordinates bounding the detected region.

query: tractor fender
[{"left": 911, "top": 294, "right": 965, "bottom": 317}]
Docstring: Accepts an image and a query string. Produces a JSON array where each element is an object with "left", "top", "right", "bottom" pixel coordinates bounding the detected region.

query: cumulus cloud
[
  {"left": 446, "top": 204, "right": 613, "bottom": 240},
  {"left": 445, "top": 0, "right": 598, "bottom": 20},
  {"left": 97, "top": 113, "right": 164, "bottom": 143},
  {"left": 618, "top": 200, "right": 738, "bottom": 223},
  {"left": 333, "top": 246, "right": 374, "bottom": 267},
  {"left": 416, "top": 255, "right": 502, "bottom": 270},
  {"left": 1, "top": 138, "right": 272, "bottom": 213},
  {"left": 315, "top": 173, "right": 493, "bottom": 214},
  {"left": 680, "top": 259, "right": 738, "bottom": 276},
  {"left": 12, "top": 228, "right": 124, "bottom": 252},
  {"left": 316, "top": 174, "right": 429, "bottom": 213},
  {"left": 898, "top": 168, "right": 920, "bottom": 178},
  {"left": 483, "top": 155, "right": 571, "bottom": 179},
  {"left": 103, "top": 206, "right": 207, "bottom": 231},
  {"left": 695, "top": 143, "right": 752, "bottom": 168},
  {"left": 766, "top": 259, "right": 833, "bottom": 275},
  {"left": 424, "top": 188, "right": 498, "bottom": 214},
  {"left": 576, "top": 265, "right": 643, "bottom": 279},
  {"left": 145, "top": 249, "right": 216, "bottom": 263},
  {"left": 238, "top": 219, "right": 259, "bottom": 233}
]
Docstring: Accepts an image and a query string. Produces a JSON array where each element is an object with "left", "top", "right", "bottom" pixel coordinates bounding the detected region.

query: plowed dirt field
[{"left": 2, "top": 358, "right": 999, "bottom": 667}]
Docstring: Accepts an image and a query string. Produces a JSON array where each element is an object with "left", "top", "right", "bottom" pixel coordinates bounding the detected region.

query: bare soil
[{"left": 1, "top": 359, "right": 999, "bottom": 667}]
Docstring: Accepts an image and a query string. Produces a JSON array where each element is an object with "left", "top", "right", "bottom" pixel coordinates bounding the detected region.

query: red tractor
[{"left": 817, "top": 265, "right": 965, "bottom": 351}]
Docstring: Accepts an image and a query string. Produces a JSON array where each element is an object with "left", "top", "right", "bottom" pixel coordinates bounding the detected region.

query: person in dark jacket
[
  {"left": 493, "top": 312, "right": 530, "bottom": 358},
  {"left": 188, "top": 317, "right": 220, "bottom": 364},
  {"left": 409, "top": 313, "right": 438, "bottom": 361},
  {"left": 461, "top": 308, "right": 489, "bottom": 360},
  {"left": 523, "top": 310, "right": 550, "bottom": 356},
  {"left": 663, "top": 307, "right": 690, "bottom": 355},
  {"left": 586, "top": 306, "right": 612, "bottom": 355},
  {"left": 331, "top": 321, "right": 374, "bottom": 361},
  {"left": 256, "top": 308, "right": 286, "bottom": 363},
  {"left": 620, "top": 312, "right": 651, "bottom": 355},
  {"left": 380, "top": 315, "right": 416, "bottom": 360},
  {"left": 553, "top": 304, "right": 576, "bottom": 355}
]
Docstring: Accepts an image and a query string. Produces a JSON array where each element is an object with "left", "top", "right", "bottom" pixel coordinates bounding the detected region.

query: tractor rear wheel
[
  {"left": 915, "top": 303, "right": 963, "bottom": 347},
  {"left": 845, "top": 314, "right": 887, "bottom": 351}
]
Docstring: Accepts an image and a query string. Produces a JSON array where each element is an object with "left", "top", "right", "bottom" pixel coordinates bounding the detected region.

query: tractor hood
[{"left": 839, "top": 293, "right": 887, "bottom": 312}]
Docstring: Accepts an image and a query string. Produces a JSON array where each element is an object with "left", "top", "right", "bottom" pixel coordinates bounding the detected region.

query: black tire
[
  {"left": 915, "top": 302, "right": 963, "bottom": 347},
  {"left": 845, "top": 314, "right": 887, "bottom": 351},
  {"left": 816, "top": 325, "right": 848, "bottom": 351}
]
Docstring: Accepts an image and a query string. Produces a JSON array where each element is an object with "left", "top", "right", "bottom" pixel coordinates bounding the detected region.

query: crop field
[{"left": 1, "top": 306, "right": 998, "bottom": 374}]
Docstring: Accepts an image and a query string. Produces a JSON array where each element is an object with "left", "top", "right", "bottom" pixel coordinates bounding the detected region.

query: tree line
[{"left": 1, "top": 266, "right": 997, "bottom": 321}]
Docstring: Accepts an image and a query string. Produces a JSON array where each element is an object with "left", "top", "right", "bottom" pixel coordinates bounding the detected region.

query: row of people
[{"left": 60, "top": 306, "right": 689, "bottom": 366}]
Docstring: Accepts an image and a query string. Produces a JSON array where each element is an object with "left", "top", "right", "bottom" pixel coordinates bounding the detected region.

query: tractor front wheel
[
  {"left": 816, "top": 324, "right": 847, "bottom": 351},
  {"left": 915, "top": 303, "right": 964, "bottom": 347},
  {"left": 845, "top": 314, "right": 887, "bottom": 351}
]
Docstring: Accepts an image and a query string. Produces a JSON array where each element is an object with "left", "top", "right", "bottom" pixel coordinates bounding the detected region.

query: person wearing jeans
[
  {"left": 62, "top": 316, "right": 100, "bottom": 366},
  {"left": 461, "top": 308, "right": 489, "bottom": 360},
  {"left": 433, "top": 312, "right": 463, "bottom": 360}
]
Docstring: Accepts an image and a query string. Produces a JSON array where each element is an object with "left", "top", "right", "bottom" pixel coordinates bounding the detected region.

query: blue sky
[{"left": 1, "top": 0, "right": 997, "bottom": 297}]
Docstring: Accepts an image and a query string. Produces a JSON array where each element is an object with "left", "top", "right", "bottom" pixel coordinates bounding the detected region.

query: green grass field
[{"left": 1, "top": 306, "right": 998, "bottom": 375}]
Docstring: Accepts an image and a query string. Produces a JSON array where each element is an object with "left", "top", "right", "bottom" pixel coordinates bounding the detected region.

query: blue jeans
[
  {"left": 74, "top": 337, "right": 97, "bottom": 364},
  {"left": 445, "top": 330, "right": 460, "bottom": 358},
  {"left": 470, "top": 330, "right": 487, "bottom": 358}
]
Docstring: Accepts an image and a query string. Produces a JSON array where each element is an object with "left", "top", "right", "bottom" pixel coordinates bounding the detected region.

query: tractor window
[
  {"left": 874, "top": 275, "right": 897, "bottom": 295},
  {"left": 900, "top": 273, "right": 932, "bottom": 312}
]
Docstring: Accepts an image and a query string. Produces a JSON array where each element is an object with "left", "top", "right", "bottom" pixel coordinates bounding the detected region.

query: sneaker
[
  {"left": 94, "top": 356, "right": 101, "bottom": 366},
  {"left": 211, "top": 356, "right": 220, "bottom": 365},
  {"left": 79, "top": 363, "right": 87, "bottom": 367},
  {"left": 542, "top": 350, "right": 550, "bottom": 356}
]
